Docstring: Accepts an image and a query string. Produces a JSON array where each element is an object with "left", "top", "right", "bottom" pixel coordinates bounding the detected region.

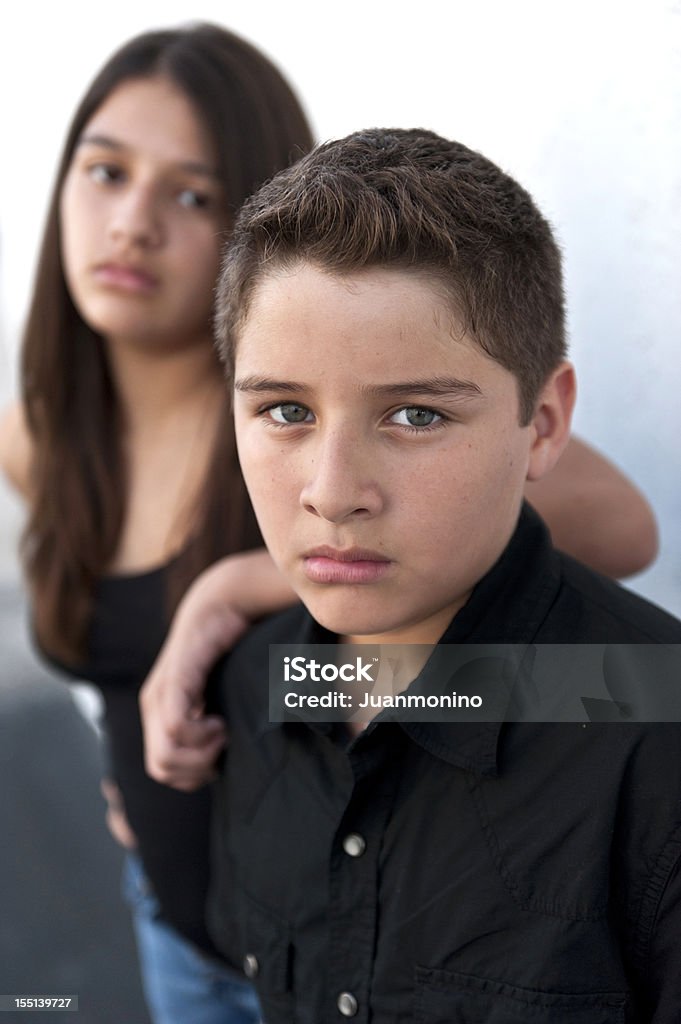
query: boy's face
[{"left": 234, "top": 262, "right": 540, "bottom": 645}]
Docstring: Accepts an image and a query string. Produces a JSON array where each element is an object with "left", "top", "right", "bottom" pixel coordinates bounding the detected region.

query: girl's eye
[
  {"left": 89, "top": 163, "right": 124, "bottom": 185},
  {"left": 177, "top": 188, "right": 210, "bottom": 209},
  {"left": 389, "top": 406, "right": 442, "bottom": 428},
  {"left": 268, "top": 403, "right": 313, "bottom": 424}
]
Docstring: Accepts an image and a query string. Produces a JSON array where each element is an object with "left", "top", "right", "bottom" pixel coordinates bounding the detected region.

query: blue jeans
[{"left": 122, "top": 853, "right": 261, "bottom": 1024}]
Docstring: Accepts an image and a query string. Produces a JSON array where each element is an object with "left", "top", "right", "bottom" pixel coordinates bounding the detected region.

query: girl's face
[{"left": 60, "top": 75, "right": 224, "bottom": 352}]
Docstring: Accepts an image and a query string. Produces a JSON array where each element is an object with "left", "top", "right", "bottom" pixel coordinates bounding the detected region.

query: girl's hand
[
  {"left": 140, "top": 593, "right": 247, "bottom": 791},
  {"left": 140, "top": 549, "right": 296, "bottom": 791},
  {"left": 101, "top": 778, "right": 138, "bottom": 850}
]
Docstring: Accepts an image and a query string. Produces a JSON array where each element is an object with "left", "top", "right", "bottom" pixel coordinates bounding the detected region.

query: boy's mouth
[{"left": 301, "top": 546, "right": 392, "bottom": 585}]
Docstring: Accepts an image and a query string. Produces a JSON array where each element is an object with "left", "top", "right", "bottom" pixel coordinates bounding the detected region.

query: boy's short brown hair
[{"left": 216, "top": 127, "right": 566, "bottom": 424}]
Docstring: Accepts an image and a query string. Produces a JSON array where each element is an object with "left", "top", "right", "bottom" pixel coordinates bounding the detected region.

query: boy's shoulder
[
  {"left": 235, "top": 603, "right": 309, "bottom": 660},
  {"left": 547, "top": 549, "right": 681, "bottom": 644},
  {"left": 214, "top": 603, "right": 308, "bottom": 716}
]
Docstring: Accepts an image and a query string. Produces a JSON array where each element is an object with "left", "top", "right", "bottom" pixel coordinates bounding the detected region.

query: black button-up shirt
[{"left": 209, "top": 505, "right": 681, "bottom": 1023}]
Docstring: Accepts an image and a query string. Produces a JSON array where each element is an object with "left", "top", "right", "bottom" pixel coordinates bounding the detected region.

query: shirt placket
[{"left": 325, "top": 726, "right": 401, "bottom": 1023}]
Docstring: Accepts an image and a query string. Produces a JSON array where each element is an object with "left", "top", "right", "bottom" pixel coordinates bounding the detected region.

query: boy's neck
[
  {"left": 341, "top": 589, "right": 472, "bottom": 648},
  {"left": 340, "top": 595, "right": 471, "bottom": 736}
]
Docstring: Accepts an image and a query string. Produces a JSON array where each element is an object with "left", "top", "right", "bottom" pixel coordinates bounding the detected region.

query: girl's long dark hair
[{"left": 21, "top": 23, "right": 314, "bottom": 661}]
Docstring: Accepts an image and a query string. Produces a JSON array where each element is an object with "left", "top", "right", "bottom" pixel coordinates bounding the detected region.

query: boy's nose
[{"left": 299, "top": 430, "right": 384, "bottom": 524}]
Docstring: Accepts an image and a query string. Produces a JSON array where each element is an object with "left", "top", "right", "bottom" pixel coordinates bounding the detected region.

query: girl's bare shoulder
[{"left": 0, "top": 400, "right": 33, "bottom": 498}]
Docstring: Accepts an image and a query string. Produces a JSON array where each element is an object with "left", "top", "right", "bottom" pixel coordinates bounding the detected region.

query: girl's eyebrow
[
  {"left": 77, "top": 133, "right": 217, "bottom": 178},
  {"left": 234, "top": 375, "right": 483, "bottom": 398}
]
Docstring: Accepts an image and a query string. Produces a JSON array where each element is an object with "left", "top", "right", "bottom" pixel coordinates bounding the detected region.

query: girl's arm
[
  {"left": 100, "top": 779, "right": 138, "bottom": 850},
  {"left": 0, "top": 401, "right": 33, "bottom": 498},
  {"left": 525, "top": 436, "right": 658, "bottom": 578},
  {"left": 141, "top": 435, "right": 659, "bottom": 791}
]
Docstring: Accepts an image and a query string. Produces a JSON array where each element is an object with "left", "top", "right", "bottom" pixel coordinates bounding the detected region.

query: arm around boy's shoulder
[{"left": 0, "top": 400, "right": 33, "bottom": 498}]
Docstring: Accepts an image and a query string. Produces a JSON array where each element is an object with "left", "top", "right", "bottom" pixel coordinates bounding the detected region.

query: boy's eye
[
  {"left": 389, "top": 406, "right": 442, "bottom": 428},
  {"left": 268, "top": 403, "right": 313, "bottom": 424},
  {"left": 177, "top": 188, "right": 210, "bottom": 209},
  {"left": 88, "top": 162, "right": 124, "bottom": 185}
]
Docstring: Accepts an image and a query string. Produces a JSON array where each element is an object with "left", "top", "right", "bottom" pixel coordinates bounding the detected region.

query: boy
[{"left": 208, "top": 129, "right": 681, "bottom": 1022}]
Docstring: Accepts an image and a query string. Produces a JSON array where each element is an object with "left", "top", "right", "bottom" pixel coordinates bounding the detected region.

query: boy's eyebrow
[
  {"left": 77, "top": 133, "right": 218, "bottom": 178},
  {"left": 360, "top": 377, "right": 483, "bottom": 400},
  {"left": 235, "top": 376, "right": 304, "bottom": 394},
  {"left": 234, "top": 375, "right": 483, "bottom": 399}
]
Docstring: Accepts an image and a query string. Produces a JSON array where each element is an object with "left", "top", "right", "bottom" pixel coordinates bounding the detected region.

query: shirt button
[
  {"left": 337, "top": 991, "right": 359, "bottom": 1017},
  {"left": 242, "top": 953, "right": 259, "bottom": 979},
  {"left": 342, "top": 832, "right": 366, "bottom": 857}
]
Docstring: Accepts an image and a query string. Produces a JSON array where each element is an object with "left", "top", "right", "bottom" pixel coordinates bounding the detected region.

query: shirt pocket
[{"left": 414, "top": 967, "right": 626, "bottom": 1024}]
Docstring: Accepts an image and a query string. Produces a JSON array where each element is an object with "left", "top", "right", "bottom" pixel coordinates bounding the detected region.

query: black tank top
[{"left": 42, "top": 562, "right": 224, "bottom": 959}]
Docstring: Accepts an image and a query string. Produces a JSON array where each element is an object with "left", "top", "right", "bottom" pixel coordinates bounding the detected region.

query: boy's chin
[{"left": 300, "top": 595, "right": 402, "bottom": 642}]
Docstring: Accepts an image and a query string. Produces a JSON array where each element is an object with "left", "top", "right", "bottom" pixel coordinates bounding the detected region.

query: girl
[{"left": 0, "top": 23, "right": 312, "bottom": 1024}]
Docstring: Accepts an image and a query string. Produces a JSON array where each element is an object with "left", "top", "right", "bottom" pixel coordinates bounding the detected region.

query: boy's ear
[{"left": 526, "top": 362, "right": 576, "bottom": 481}]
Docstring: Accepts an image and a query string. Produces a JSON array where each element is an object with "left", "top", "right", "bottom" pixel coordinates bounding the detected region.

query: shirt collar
[
  {"left": 436, "top": 502, "right": 561, "bottom": 646},
  {"left": 271, "top": 504, "right": 561, "bottom": 775}
]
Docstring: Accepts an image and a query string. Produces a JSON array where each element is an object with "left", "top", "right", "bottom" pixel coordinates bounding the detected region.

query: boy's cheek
[
  {"left": 239, "top": 454, "right": 300, "bottom": 542},
  {"left": 242, "top": 449, "right": 295, "bottom": 496}
]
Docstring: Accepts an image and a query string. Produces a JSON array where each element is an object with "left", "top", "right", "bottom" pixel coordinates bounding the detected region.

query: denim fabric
[{"left": 122, "top": 853, "right": 261, "bottom": 1024}]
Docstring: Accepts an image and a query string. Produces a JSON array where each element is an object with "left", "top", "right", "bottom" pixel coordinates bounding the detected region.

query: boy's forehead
[
  {"left": 241, "top": 260, "right": 465, "bottom": 340},
  {"left": 234, "top": 262, "right": 522, "bottom": 415}
]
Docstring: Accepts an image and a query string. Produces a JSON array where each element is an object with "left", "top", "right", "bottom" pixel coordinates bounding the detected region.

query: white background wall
[{"left": 1, "top": 0, "right": 679, "bottom": 612}]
